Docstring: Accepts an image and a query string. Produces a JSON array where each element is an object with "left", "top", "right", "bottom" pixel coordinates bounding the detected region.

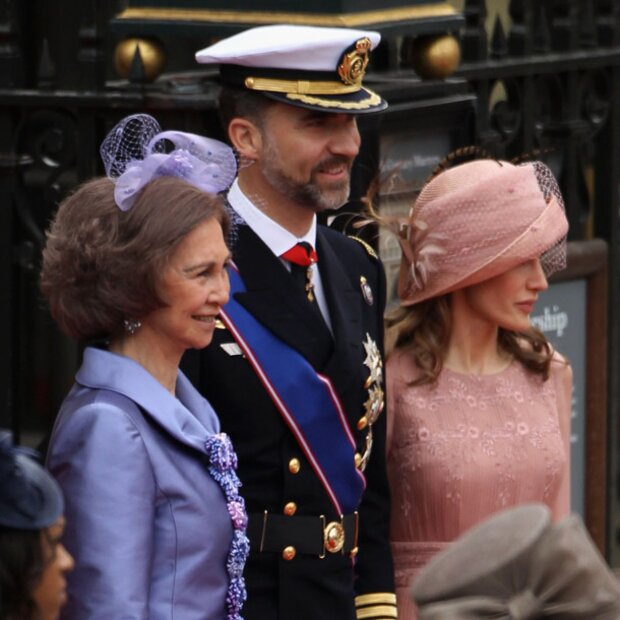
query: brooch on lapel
[{"left": 360, "top": 276, "right": 374, "bottom": 306}]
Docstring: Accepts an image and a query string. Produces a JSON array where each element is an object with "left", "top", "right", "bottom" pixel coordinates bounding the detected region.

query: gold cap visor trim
[
  {"left": 285, "top": 89, "right": 383, "bottom": 111},
  {"left": 245, "top": 76, "right": 361, "bottom": 95}
]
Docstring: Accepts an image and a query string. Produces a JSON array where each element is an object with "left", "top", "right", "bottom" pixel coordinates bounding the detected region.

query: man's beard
[{"left": 260, "top": 140, "right": 352, "bottom": 212}]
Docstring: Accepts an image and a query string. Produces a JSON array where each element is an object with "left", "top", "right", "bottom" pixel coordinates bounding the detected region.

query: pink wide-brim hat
[{"left": 397, "top": 159, "right": 569, "bottom": 306}]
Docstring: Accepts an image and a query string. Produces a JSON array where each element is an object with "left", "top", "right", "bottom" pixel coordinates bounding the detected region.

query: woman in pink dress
[{"left": 384, "top": 158, "right": 573, "bottom": 618}]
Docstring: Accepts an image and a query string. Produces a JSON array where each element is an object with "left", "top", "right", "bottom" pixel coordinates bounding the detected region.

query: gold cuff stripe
[
  {"left": 355, "top": 593, "right": 398, "bottom": 606},
  {"left": 285, "top": 90, "right": 383, "bottom": 111},
  {"left": 245, "top": 76, "right": 360, "bottom": 95},
  {"left": 356, "top": 605, "right": 398, "bottom": 619},
  {"left": 117, "top": 5, "right": 457, "bottom": 28}
]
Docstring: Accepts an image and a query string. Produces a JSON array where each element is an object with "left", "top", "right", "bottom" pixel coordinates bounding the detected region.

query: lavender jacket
[{"left": 47, "top": 347, "right": 233, "bottom": 619}]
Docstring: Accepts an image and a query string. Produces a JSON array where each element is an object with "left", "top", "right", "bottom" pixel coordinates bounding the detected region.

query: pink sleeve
[{"left": 550, "top": 355, "right": 573, "bottom": 521}]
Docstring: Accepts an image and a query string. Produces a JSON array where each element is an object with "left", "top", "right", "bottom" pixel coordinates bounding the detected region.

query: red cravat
[
  {"left": 281, "top": 242, "right": 318, "bottom": 303},
  {"left": 281, "top": 242, "right": 318, "bottom": 267}
]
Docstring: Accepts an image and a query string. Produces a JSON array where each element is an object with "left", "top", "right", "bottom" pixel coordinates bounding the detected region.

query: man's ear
[{"left": 228, "top": 118, "right": 262, "bottom": 162}]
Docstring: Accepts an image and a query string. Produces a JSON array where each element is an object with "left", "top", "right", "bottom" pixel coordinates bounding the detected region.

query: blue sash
[{"left": 220, "top": 266, "right": 366, "bottom": 515}]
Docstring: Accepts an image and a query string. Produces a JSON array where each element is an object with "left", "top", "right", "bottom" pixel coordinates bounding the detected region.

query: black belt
[{"left": 247, "top": 511, "right": 359, "bottom": 558}]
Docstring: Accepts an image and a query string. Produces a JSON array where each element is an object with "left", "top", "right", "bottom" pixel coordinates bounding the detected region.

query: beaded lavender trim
[{"left": 204, "top": 433, "right": 249, "bottom": 620}]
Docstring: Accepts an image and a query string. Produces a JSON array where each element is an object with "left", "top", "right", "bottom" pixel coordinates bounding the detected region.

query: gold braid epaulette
[{"left": 348, "top": 236, "right": 378, "bottom": 260}]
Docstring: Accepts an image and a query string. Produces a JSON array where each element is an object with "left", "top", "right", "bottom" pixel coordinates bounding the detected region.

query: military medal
[
  {"left": 357, "top": 333, "right": 384, "bottom": 472},
  {"left": 363, "top": 334, "right": 383, "bottom": 387},
  {"left": 363, "top": 385, "right": 385, "bottom": 425},
  {"left": 305, "top": 266, "right": 315, "bottom": 302},
  {"left": 360, "top": 276, "right": 374, "bottom": 306},
  {"left": 358, "top": 427, "right": 373, "bottom": 473}
]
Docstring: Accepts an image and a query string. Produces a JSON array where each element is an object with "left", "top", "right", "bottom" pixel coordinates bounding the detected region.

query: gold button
[
  {"left": 288, "top": 458, "right": 301, "bottom": 474},
  {"left": 350, "top": 546, "right": 359, "bottom": 558},
  {"left": 354, "top": 453, "right": 362, "bottom": 468},
  {"left": 357, "top": 416, "right": 368, "bottom": 430},
  {"left": 282, "top": 546, "right": 296, "bottom": 561},
  {"left": 283, "top": 502, "right": 297, "bottom": 516}
]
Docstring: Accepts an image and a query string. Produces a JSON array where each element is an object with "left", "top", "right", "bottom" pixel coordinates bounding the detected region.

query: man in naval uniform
[{"left": 192, "top": 24, "right": 396, "bottom": 620}]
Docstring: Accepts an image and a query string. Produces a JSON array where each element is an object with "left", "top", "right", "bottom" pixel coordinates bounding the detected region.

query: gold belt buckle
[{"left": 322, "top": 516, "right": 345, "bottom": 555}]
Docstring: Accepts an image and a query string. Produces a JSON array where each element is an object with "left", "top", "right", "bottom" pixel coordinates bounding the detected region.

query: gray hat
[
  {"left": 0, "top": 431, "right": 64, "bottom": 530},
  {"left": 411, "top": 503, "right": 620, "bottom": 619}
]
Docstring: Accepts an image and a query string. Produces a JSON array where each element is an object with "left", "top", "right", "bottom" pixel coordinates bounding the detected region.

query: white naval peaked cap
[
  {"left": 195, "top": 24, "right": 387, "bottom": 114},
  {"left": 196, "top": 24, "right": 381, "bottom": 70}
]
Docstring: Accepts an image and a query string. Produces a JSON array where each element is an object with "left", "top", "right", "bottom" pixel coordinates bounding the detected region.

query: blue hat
[
  {"left": 195, "top": 24, "right": 388, "bottom": 114},
  {"left": 0, "top": 432, "right": 64, "bottom": 530}
]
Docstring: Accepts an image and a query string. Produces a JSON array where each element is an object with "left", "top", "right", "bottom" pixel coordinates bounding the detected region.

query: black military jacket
[{"left": 185, "top": 222, "right": 395, "bottom": 620}]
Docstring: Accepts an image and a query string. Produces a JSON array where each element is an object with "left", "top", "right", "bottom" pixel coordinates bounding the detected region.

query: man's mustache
[{"left": 312, "top": 156, "right": 354, "bottom": 175}]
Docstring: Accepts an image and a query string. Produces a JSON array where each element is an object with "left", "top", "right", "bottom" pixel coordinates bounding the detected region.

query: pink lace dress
[{"left": 386, "top": 350, "right": 572, "bottom": 619}]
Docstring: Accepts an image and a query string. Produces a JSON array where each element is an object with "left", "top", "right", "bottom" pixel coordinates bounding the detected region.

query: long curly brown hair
[{"left": 386, "top": 294, "right": 554, "bottom": 387}]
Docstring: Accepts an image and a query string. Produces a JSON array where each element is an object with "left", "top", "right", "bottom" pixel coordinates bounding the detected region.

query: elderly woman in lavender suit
[{"left": 40, "top": 115, "right": 248, "bottom": 620}]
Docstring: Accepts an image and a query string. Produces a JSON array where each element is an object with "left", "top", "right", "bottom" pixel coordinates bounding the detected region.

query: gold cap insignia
[{"left": 338, "top": 37, "right": 371, "bottom": 87}]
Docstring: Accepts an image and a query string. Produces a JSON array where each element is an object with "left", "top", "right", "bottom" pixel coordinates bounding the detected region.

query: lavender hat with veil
[{"left": 100, "top": 113, "right": 237, "bottom": 210}]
